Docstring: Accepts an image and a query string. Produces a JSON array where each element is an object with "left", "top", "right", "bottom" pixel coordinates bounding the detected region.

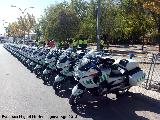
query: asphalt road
[{"left": 0, "top": 44, "right": 160, "bottom": 120}]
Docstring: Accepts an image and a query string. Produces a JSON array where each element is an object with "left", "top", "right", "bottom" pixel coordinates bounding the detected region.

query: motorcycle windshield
[
  {"left": 59, "top": 56, "right": 67, "bottom": 63},
  {"left": 78, "top": 58, "right": 96, "bottom": 71},
  {"left": 47, "top": 54, "right": 55, "bottom": 59},
  {"left": 39, "top": 52, "right": 43, "bottom": 56},
  {"left": 65, "top": 47, "right": 73, "bottom": 52},
  {"left": 79, "top": 63, "right": 92, "bottom": 71},
  {"left": 33, "top": 51, "right": 38, "bottom": 55}
]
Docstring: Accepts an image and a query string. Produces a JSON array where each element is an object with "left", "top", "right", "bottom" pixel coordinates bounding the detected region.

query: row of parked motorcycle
[{"left": 3, "top": 43, "right": 146, "bottom": 105}]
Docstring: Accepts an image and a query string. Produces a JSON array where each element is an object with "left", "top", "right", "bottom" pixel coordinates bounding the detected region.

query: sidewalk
[{"left": 88, "top": 44, "right": 160, "bottom": 62}]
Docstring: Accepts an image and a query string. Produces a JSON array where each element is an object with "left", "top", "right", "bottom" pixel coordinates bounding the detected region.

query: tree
[
  {"left": 39, "top": 1, "right": 80, "bottom": 43},
  {"left": 100, "top": 0, "right": 118, "bottom": 46},
  {"left": 77, "top": 0, "right": 96, "bottom": 39},
  {"left": 143, "top": 0, "right": 160, "bottom": 51},
  {"left": 34, "top": 23, "right": 43, "bottom": 42},
  {"left": 111, "top": 0, "right": 155, "bottom": 45},
  {"left": 7, "top": 22, "right": 23, "bottom": 43},
  {"left": 18, "top": 16, "right": 28, "bottom": 40},
  {"left": 17, "top": 13, "right": 36, "bottom": 42},
  {"left": 26, "top": 13, "right": 36, "bottom": 39},
  {"left": 52, "top": 9, "right": 80, "bottom": 42},
  {"left": 35, "top": 0, "right": 159, "bottom": 47},
  {"left": 71, "top": 0, "right": 88, "bottom": 20},
  {"left": 143, "top": 0, "right": 160, "bottom": 14}
]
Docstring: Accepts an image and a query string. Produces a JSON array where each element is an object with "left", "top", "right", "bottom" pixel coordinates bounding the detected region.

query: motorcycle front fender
[
  {"left": 43, "top": 69, "right": 51, "bottom": 75},
  {"left": 26, "top": 59, "right": 30, "bottom": 63},
  {"left": 30, "top": 62, "right": 35, "bottom": 66},
  {"left": 34, "top": 64, "right": 42, "bottom": 70},
  {"left": 72, "top": 84, "right": 84, "bottom": 96},
  {"left": 54, "top": 75, "right": 65, "bottom": 82}
]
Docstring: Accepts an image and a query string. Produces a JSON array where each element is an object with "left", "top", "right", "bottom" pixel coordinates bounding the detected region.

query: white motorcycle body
[
  {"left": 48, "top": 63, "right": 56, "bottom": 69},
  {"left": 45, "top": 56, "right": 57, "bottom": 69},
  {"left": 42, "top": 62, "right": 56, "bottom": 75},
  {"left": 54, "top": 75, "right": 65, "bottom": 82},
  {"left": 57, "top": 59, "right": 74, "bottom": 77},
  {"left": 114, "top": 59, "right": 146, "bottom": 86},
  {"left": 26, "top": 59, "right": 30, "bottom": 64},
  {"left": 30, "top": 61, "right": 36, "bottom": 66},
  {"left": 34, "top": 64, "right": 42, "bottom": 70},
  {"left": 43, "top": 69, "right": 51, "bottom": 75},
  {"left": 72, "top": 84, "right": 85, "bottom": 96},
  {"left": 72, "top": 68, "right": 111, "bottom": 96},
  {"left": 72, "top": 59, "right": 146, "bottom": 97},
  {"left": 38, "top": 55, "right": 46, "bottom": 66}
]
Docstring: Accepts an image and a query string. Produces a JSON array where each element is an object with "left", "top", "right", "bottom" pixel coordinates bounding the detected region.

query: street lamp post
[
  {"left": 11, "top": 5, "right": 34, "bottom": 44},
  {"left": 0, "top": 20, "right": 8, "bottom": 37},
  {"left": 96, "top": 0, "right": 101, "bottom": 50},
  {"left": 158, "top": 15, "right": 160, "bottom": 52},
  {"left": 11, "top": 5, "right": 34, "bottom": 14},
  {"left": 2, "top": 20, "right": 8, "bottom": 37},
  {"left": 2, "top": 20, "right": 8, "bottom": 26}
]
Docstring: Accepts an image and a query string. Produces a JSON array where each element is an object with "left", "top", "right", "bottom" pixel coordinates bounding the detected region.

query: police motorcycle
[
  {"left": 11, "top": 44, "right": 23, "bottom": 59},
  {"left": 3, "top": 43, "right": 9, "bottom": 50},
  {"left": 16, "top": 45, "right": 24, "bottom": 60},
  {"left": 28, "top": 47, "right": 42, "bottom": 71},
  {"left": 42, "top": 47, "right": 63, "bottom": 85},
  {"left": 53, "top": 47, "right": 77, "bottom": 90},
  {"left": 11, "top": 44, "right": 21, "bottom": 58},
  {"left": 69, "top": 50, "right": 146, "bottom": 105},
  {"left": 21, "top": 46, "right": 32, "bottom": 64},
  {"left": 17, "top": 45, "right": 27, "bottom": 62},
  {"left": 53, "top": 47, "right": 90, "bottom": 91},
  {"left": 33, "top": 47, "right": 51, "bottom": 77},
  {"left": 4, "top": 43, "right": 20, "bottom": 57},
  {"left": 24, "top": 47, "right": 38, "bottom": 67},
  {"left": 4, "top": 43, "right": 13, "bottom": 53},
  {"left": 3, "top": 43, "right": 13, "bottom": 53}
]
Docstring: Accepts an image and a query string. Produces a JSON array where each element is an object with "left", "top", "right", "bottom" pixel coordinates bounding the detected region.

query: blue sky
[{"left": 0, "top": 0, "right": 68, "bottom": 35}]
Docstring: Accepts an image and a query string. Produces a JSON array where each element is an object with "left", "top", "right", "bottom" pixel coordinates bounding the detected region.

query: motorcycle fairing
[{"left": 55, "top": 75, "right": 65, "bottom": 82}]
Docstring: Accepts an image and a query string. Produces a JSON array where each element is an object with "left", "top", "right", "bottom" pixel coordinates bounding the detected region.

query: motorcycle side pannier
[
  {"left": 115, "top": 59, "right": 146, "bottom": 86},
  {"left": 118, "top": 59, "right": 139, "bottom": 71},
  {"left": 128, "top": 67, "right": 146, "bottom": 86},
  {"left": 112, "top": 59, "right": 139, "bottom": 74}
]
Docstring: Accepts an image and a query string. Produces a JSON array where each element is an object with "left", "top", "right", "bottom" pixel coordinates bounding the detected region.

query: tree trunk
[
  {"left": 142, "top": 36, "right": 144, "bottom": 51},
  {"left": 28, "top": 32, "right": 30, "bottom": 40},
  {"left": 23, "top": 31, "right": 25, "bottom": 44},
  {"left": 158, "top": 15, "right": 160, "bottom": 52}
]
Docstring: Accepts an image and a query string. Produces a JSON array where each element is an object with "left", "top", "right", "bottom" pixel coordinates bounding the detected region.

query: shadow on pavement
[{"left": 70, "top": 92, "right": 160, "bottom": 120}]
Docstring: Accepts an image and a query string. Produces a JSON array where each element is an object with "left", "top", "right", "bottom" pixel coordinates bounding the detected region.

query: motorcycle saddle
[{"left": 110, "top": 64, "right": 123, "bottom": 77}]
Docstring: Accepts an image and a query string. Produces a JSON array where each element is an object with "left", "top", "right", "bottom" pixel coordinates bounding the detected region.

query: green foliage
[
  {"left": 7, "top": 13, "right": 36, "bottom": 39},
  {"left": 39, "top": 1, "right": 80, "bottom": 42},
  {"left": 7, "top": 0, "right": 159, "bottom": 45}
]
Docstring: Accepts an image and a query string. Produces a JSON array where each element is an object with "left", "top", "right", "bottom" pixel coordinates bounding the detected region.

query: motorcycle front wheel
[
  {"left": 53, "top": 81, "right": 64, "bottom": 91},
  {"left": 69, "top": 95, "right": 82, "bottom": 106},
  {"left": 35, "top": 68, "right": 42, "bottom": 77},
  {"left": 43, "top": 74, "right": 51, "bottom": 85}
]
